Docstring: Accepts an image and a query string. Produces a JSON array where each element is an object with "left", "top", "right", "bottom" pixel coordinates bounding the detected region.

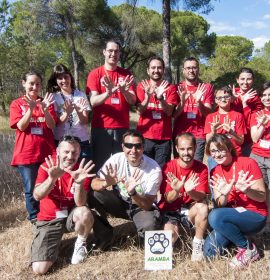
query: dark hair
[
  {"left": 104, "top": 39, "right": 121, "bottom": 50},
  {"left": 175, "top": 132, "right": 196, "bottom": 147},
  {"left": 122, "top": 129, "right": 145, "bottom": 144},
  {"left": 215, "top": 86, "right": 232, "bottom": 97},
  {"left": 183, "top": 57, "right": 199, "bottom": 66},
  {"left": 206, "top": 134, "right": 236, "bottom": 157},
  {"left": 237, "top": 67, "right": 254, "bottom": 79},
  {"left": 22, "top": 70, "right": 43, "bottom": 82},
  {"left": 46, "top": 64, "right": 75, "bottom": 93},
  {"left": 258, "top": 81, "right": 270, "bottom": 97},
  {"left": 147, "top": 56, "right": 165, "bottom": 69}
]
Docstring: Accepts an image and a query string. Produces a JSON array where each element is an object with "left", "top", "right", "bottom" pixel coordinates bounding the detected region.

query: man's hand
[
  {"left": 166, "top": 172, "right": 186, "bottom": 192},
  {"left": 209, "top": 115, "right": 222, "bottom": 133},
  {"left": 222, "top": 114, "right": 233, "bottom": 133},
  {"left": 41, "top": 155, "right": 63, "bottom": 181},
  {"left": 100, "top": 163, "right": 120, "bottom": 187},
  {"left": 101, "top": 75, "right": 118, "bottom": 96},
  {"left": 117, "top": 75, "right": 134, "bottom": 93},
  {"left": 64, "top": 159, "right": 95, "bottom": 185},
  {"left": 155, "top": 80, "right": 169, "bottom": 100},
  {"left": 184, "top": 172, "right": 199, "bottom": 193},
  {"left": 124, "top": 168, "right": 143, "bottom": 194},
  {"left": 192, "top": 83, "right": 207, "bottom": 103},
  {"left": 177, "top": 85, "right": 190, "bottom": 106}
]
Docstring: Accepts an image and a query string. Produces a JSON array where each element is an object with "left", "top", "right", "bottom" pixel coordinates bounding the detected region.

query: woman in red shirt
[
  {"left": 10, "top": 71, "right": 57, "bottom": 222},
  {"left": 204, "top": 134, "right": 267, "bottom": 268}
]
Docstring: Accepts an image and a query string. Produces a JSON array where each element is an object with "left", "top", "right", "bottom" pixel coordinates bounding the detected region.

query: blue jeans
[
  {"left": 17, "top": 164, "right": 40, "bottom": 220},
  {"left": 204, "top": 208, "right": 266, "bottom": 259},
  {"left": 144, "top": 139, "right": 171, "bottom": 168}
]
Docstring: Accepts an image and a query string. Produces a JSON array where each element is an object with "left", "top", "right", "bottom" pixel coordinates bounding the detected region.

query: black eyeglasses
[
  {"left": 123, "top": 142, "right": 143, "bottom": 149},
  {"left": 215, "top": 95, "right": 231, "bottom": 101},
  {"left": 60, "top": 135, "right": 81, "bottom": 143}
]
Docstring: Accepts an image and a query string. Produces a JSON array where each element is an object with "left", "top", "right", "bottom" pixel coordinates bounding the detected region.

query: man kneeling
[
  {"left": 158, "top": 133, "right": 209, "bottom": 261},
  {"left": 31, "top": 136, "right": 95, "bottom": 275}
]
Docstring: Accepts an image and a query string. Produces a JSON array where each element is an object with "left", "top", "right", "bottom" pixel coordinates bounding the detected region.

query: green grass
[{"left": 0, "top": 114, "right": 11, "bottom": 134}]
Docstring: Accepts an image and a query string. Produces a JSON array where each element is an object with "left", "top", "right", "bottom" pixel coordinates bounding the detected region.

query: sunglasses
[
  {"left": 60, "top": 135, "right": 81, "bottom": 143},
  {"left": 123, "top": 142, "right": 143, "bottom": 149}
]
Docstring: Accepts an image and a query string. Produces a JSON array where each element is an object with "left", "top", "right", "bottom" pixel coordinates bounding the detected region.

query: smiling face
[
  {"left": 237, "top": 72, "right": 254, "bottom": 93},
  {"left": 209, "top": 142, "right": 232, "bottom": 166},
  {"left": 122, "top": 135, "right": 144, "bottom": 166},
  {"left": 260, "top": 88, "right": 270, "bottom": 109},
  {"left": 183, "top": 60, "right": 199, "bottom": 83},
  {"left": 215, "top": 90, "right": 232, "bottom": 111},
  {"left": 56, "top": 73, "right": 72, "bottom": 93},
  {"left": 147, "top": 59, "right": 164, "bottom": 82},
  {"left": 57, "top": 141, "right": 80, "bottom": 170},
  {"left": 176, "top": 136, "right": 196, "bottom": 166},
  {"left": 22, "top": 74, "right": 42, "bottom": 100},
  {"left": 103, "top": 42, "right": 120, "bottom": 67}
]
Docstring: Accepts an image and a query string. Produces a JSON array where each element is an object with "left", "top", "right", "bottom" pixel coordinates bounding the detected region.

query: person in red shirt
[
  {"left": 10, "top": 71, "right": 57, "bottom": 222},
  {"left": 86, "top": 40, "right": 136, "bottom": 171},
  {"left": 204, "top": 86, "right": 246, "bottom": 169},
  {"left": 173, "top": 57, "right": 214, "bottom": 162},
  {"left": 158, "top": 132, "right": 209, "bottom": 262},
  {"left": 136, "top": 56, "right": 178, "bottom": 167},
  {"left": 250, "top": 82, "right": 270, "bottom": 231},
  {"left": 231, "top": 67, "right": 263, "bottom": 156},
  {"left": 204, "top": 134, "right": 267, "bottom": 268},
  {"left": 31, "top": 136, "right": 95, "bottom": 275}
]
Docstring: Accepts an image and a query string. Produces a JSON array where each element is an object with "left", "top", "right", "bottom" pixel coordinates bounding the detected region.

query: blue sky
[{"left": 108, "top": 0, "right": 270, "bottom": 49}]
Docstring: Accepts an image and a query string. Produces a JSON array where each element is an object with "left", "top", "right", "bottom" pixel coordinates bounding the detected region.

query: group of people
[{"left": 9, "top": 39, "right": 270, "bottom": 274}]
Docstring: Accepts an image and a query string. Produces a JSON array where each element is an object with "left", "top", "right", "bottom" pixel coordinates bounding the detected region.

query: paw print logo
[{"left": 148, "top": 233, "right": 169, "bottom": 254}]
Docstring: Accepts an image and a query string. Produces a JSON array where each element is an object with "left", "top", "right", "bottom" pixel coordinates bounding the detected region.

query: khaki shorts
[{"left": 30, "top": 209, "right": 75, "bottom": 263}]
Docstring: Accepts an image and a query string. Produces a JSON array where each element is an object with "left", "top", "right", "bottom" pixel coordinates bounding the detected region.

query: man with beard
[
  {"left": 86, "top": 40, "right": 136, "bottom": 171},
  {"left": 30, "top": 136, "right": 95, "bottom": 275},
  {"left": 158, "top": 132, "right": 209, "bottom": 262},
  {"left": 173, "top": 57, "right": 214, "bottom": 162},
  {"left": 89, "top": 129, "right": 162, "bottom": 243},
  {"left": 136, "top": 56, "right": 178, "bottom": 167}
]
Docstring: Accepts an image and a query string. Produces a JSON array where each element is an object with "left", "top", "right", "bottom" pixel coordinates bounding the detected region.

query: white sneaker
[
  {"left": 191, "top": 239, "right": 204, "bottom": 262},
  {"left": 71, "top": 242, "right": 88, "bottom": 265}
]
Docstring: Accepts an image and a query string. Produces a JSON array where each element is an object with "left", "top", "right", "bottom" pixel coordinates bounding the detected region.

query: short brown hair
[{"left": 206, "top": 134, "right": 236, "bottom": 157}]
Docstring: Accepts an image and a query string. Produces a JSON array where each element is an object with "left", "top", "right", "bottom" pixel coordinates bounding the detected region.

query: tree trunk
[{"left": 162, "top": 0, "right": 172, "bottom": 83}]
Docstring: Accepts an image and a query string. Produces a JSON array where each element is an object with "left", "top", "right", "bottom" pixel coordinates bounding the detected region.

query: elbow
[
  {"left": 33, "top": 192, "right": 41, "bottom": 201},
  {"left": 16, "top": 124, "right": 26, "bottom": 131}
]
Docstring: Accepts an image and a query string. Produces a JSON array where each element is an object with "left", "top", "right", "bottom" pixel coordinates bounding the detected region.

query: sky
[{"left": 107, "top": 0, "right": 270, "bottom": 50}]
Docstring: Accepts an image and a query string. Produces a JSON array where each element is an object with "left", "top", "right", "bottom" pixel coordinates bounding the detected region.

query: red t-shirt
[
  {"left": 250, "top": 109, "right": 270, "bottom": 157},
  {"left": 158, "top": 159, "right": 209, "bottom": 211},
  {"left": 204, "top": 110, "right": 246, "bottom": 156},
  {"left": 173, "top": 81, "right": 214, "bottom": 139},
  {"left": 10, "top": 97, "right": 57, "bottom": 166},
  {"left": 136, "top": 81, "right": 178, "bottom": 140},
  {"left": 211, "top": 157, "right": 267, "bottom": 216},
  {"left": 86, "top": 66, "right": 135, "bottom": 129},
  {"left": 35, "top": 163, "right": 91, "bottom": 221}
]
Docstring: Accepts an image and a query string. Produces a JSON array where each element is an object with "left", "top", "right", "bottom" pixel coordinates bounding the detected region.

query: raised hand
[
  {"left": 192, "top": 83, "right": 207, "bottom": 103},
  {"left": 117, "top": 75, "right": 134, "bottom": 92},
  {"left": 256, "top": 110, "right": 270, "bottom": 126},
  {"left": 74, "top": 97, "right": 87, "bottom": 113},
  {"left": 235, "top": 170, "right": 254, "bottom": 193},
  {"left": 141, "top": 79, "right": 155, "bottom": 96},
  {"left": 101, "top": 75, "right": 118, "bottom": 96},
  {"left": 155, "top": 80, "right": 169, "bottom": 100},
  {"left": 177, "top": 85, "right": 190, "bottom": 106},
  {"left": 41, "top": 155, "right": 63, "bottom": 180},
  {"left": 100, "top": 163, "right": 120, "bottom": 186},
  {"left": 124, "top": 168, "right": 143, "bottom": 194},
  {"left": 184, "top": 172, "right": 199, "bottom": 192},
  {"left": 240, "top": 88, "right": 257, "bottom": 105},
  {"left": 229, "top": 84, "right": 238, "bottom": 98},
  {"left": 222, "top": 114, "right": 232, "bottom": 133},
  {"left": 209, "top": 115, "right": 222, "bottom": 133},
  {"left": 40, "top": 92, "right": 55, "bottom": 112},
  {"left": 166, "top": 172, "right": 186, "bottom": 192},
  {"left": 22, "top": 94, "right": 40, "bottom": 110},
  {"left": 63, "top": 99, "right": 74, "bottom": 115},
  {"left": 64, "top": 159, "right": 95, "bottom": 185}
]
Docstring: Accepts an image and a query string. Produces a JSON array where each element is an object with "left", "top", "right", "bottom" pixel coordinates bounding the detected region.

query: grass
[{"left": 2, "top": 112, "right": 270, "bottom": 279}]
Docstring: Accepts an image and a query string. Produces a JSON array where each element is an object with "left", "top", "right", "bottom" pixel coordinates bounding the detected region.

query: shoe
[
  {"left": 71, "top": 242, "right": 88, "bottom": 265},
  {"left": 229, "top": 243, "right": 260, "bottom": 269},
  {"left": 191, "top": 239, "right": 204, "bottom": 262}
]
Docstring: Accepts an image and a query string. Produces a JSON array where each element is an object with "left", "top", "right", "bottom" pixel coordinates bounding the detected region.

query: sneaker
[
  {"left": 191, "top": 239, "right": 204, "bottom": 262},
  {"left": 229, "top": 243, "right": 260, "bottom": 269},
  {"left": 71, "top": 242, "right": 88, "bottom": 265}
]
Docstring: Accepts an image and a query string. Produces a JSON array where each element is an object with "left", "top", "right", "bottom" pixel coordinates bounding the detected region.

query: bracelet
[{"left": 128, "top": 190, "right": 137, "bottom": 197}]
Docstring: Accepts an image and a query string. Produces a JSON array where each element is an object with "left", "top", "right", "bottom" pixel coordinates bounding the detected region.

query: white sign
[{"left": 144, "top": 230, "right": 172, "bottom": 270}]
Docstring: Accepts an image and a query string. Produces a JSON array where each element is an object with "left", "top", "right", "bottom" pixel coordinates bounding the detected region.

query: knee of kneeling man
[
  {"left": 32, "top": 263, "right": 50, "bottom": 275},
  {"left": 76, "top": 207, "right": 94, "bottom": 224},
  {"left": 197, "top": 202, "right": 209, "bottom": 217}
]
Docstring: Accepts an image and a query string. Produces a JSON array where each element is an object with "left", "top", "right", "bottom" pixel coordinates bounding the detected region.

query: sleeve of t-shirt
[
  {"left": 10, "top": 99, "right": 22, "bottom": 128},
  {"left": 35, "top": 163, "right": 49, "bottom": 186},
  {"left": 166, "top": 85, "right": 179, "bottom": 105},
  {"left": 86, "top": 69, "right": 99, "bottom": 94},
  {"left": 246, "top": 158, "right": 263, "bottom": 180},
  {"left": 250, "top": 112, "right": 258, "bottom": 128},
  {"left": 136, "top": 82, "right": 146, "bottom": 103},
  {"left": 144, "top": 170, "right": 162, "bottom": 196},
  {"left": 97, "top": 155, "right": 116, "bottom": 179},
  {"left": 204, "top": 113, "right": 212, "bottom": 134},
  {"left": 235, "top": 112, "right": 246, "bottom": 135},
  {"left": 204, "top": 84, "right": 215, "bottom": 105}
]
